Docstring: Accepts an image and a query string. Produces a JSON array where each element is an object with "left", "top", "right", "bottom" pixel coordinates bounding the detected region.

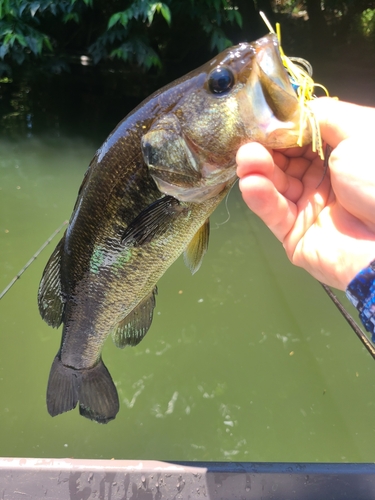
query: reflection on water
[{"left": 2, "top": 135, "right": 375, "bottom": 462}]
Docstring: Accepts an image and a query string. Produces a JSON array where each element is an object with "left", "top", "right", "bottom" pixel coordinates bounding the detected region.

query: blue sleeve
[{"left": 346, "top": 261, "right": 375, "bottom": 342}]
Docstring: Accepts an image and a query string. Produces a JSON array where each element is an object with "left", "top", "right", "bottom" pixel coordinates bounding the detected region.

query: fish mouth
[
  {"left": 239, "top": 34, "right": 311, "bottom": 148},
  {"left": 255, "top": 35, "right": 299, "bottom": 121}
]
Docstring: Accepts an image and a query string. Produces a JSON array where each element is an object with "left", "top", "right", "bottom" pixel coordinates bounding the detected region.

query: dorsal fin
[
  {"left": 112, "top": 287, "right": 157, "bottom": 348},
  {"left": 38, "top": 236, "right": 65, "bottom": 328},
  {"left": 183, "top": 218, "right": 210, "bottom": 275}
]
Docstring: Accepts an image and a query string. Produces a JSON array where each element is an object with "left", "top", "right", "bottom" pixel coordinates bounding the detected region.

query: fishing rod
[
  {"left": 315, "top": 149, "right": 375, "bottom": 357},
  {"left": 319, "top": 282, "right": 375, "bottom": 360},
  {"left": 0, "top": 220, "right": 68, "bottom": 300}
]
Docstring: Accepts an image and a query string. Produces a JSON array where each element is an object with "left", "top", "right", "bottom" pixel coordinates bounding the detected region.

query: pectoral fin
[
  {"left": 183, "top": 218, "right": 210, "bottom": 275},
  {"left": 38, "top": 236, "right": 65, "bottom": 328},
  {"left": 121, "top": 195, "right": 186, "bottom": 246},
  {"left": 112, "top": 287, "right": 158, "bottom": 348}
]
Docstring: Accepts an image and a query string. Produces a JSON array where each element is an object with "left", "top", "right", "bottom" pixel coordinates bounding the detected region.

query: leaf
[
  {"left": 209, "top": 26, "right": 231, "bottom": 52},
  {"left": 147, "top": 2, "right": 171, "bottom": 26},
  {"left": 147, "top": 3, "right": 157, "bottom": 24},
  {"left": 143, "top": 51, "right": 161, "bottom": 69},
  {"left": 25, "top": 35, "right": 40, "bottom": 55},
  {"left": 0, "top": 0, "right": 10, "bottom": 20},
  {"left": 43, "top": 36, "right": 52, "bottom": 51},
  {"left": 19, "top": 3, "right": 28, "bottom": 17},
  {"left": 0, "top": 25, "right": 12, "bottom": 37},
  {"left": 0, "top": 44, "right": 9, "bottom": 59},
  {"left": 213, "top": 0, "right": 220, "bottom": 11},
  {"left": 120, "top": 11, "right": 129, "bottom": 27},
  {"left": 160, "top": 3, "right": 171, "bottom": 25},
  {"left": 108, "top": 12, "right": 121, "bottom": 29},
  {"left": 3, "top": 32, "right": 15, "bottom": 46},
  {"left": 15, "top": 33, "right": 27, "bottom": 47},
  {"left": 110, "top": 47, "right": 129, "bottom": 61},
  {"left": 49, "top": 3, "right": 57, "bottom": 16},
  {"left": 63, "top": 12, "right": 79, "bottom": 23},
  {"left": 234, "top": 10, "right": 242, "bottom": 28},
  {"left": 30, "top": 2, "right": 40, "bottom": 17},
  {"left": 129, "top": 1, "right": 145, "bottom": 21},
  {"left": 209, "top": 28, "right": 218, "bottom": 50},
  {"left": 11, "top": 47, "right": 25, "bottom": 65}
]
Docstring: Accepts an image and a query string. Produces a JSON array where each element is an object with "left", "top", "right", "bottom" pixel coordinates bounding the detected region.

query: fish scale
[{"left": 38, "top": 34, "right": 312, "bottom": 423}]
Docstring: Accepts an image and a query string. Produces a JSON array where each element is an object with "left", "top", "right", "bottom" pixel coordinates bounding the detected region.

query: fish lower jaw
[
  {"left": 153, "top": 176, "right": 236, "bottom": 203},
  {"left": 251, "top": 119, "right": 311, "bottom": 149}
]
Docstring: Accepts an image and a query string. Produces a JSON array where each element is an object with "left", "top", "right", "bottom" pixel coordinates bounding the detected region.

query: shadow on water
[{"left": 1, "top": 42, "right": 375, "bottom": 462}]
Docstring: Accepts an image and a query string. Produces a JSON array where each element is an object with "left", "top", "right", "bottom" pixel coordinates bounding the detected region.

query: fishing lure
[{"left": 260, "top": 12, "right": 330, "bottom": 160}]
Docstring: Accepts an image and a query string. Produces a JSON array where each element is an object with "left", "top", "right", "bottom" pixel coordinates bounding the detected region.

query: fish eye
[{"left": 208, "top": 67, "right": 234, "bottom": 95}]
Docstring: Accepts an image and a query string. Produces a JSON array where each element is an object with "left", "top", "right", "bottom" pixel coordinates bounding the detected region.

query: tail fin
[
  {"left": 46, "top": 356, "right": 119, "bottom": 424},
  {"left": 79, "top": 360, "right": 119, "bottom": 423}
]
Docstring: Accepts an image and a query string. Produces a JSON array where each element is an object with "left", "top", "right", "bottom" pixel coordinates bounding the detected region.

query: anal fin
[{"left": 112, "top": 286, "right": 157, "bottom": 348}]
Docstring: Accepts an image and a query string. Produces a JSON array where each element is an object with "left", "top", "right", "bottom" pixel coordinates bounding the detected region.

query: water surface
[{"left": 1, "top": 134, "right": 375, "bottom": 462}]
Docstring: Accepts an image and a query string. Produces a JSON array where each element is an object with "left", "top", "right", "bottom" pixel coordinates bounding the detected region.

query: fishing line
[
  {"left": 212, "top": 179, "right": 238, "bottom": 230},
  {"left": 320, "top": 282, "right": 375, "bottom": 360},
  {"left": 0, "top": 220, "right": 68, "bottom": 300}
]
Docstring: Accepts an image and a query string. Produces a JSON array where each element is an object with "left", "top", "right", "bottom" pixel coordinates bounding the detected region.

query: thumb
[{"left": 309, "top": 97, "right": 375, "bottom": 148}]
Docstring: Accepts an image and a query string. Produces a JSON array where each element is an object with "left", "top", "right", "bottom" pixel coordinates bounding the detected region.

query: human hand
[{"left": 236, "top": 97, "right": 375, "bottom": 290}]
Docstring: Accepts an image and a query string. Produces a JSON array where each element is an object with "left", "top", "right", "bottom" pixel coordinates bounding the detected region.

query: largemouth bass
[{"left": 38, "top": 34, "right": 312, "bottom": 423}]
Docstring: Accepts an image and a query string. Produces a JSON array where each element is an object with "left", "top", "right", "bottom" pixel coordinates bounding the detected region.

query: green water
[{"left": 2, "top": 134, "right": 375, "bottom": 463}]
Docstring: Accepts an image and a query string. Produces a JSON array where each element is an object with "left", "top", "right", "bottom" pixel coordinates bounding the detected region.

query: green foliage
[
  {"left": 107, "top": 1, "right": 171, "bottom": 29},
  {"left": 0, "top": 0, "right": 92, "bottom": 73},
  {"left": 0, "top": 0, "right": 243, "bottom": 75},
  {"left": 1, "top": 0, "right": 375, "bottom": 78},
  {"left": 89, "top": 0, "right": 242, "bottom": 68},
  {"left": 188, "top": 0, "right": 242, "bottom": 52},
  {"left": 359, "top": 8, "right": 375, "bottom": 38},
  {"left": 273, "top": 1, "right": 375, "bottom": 45},
  {"left": 89, "top": 1, "right": 173, "bottom": 68}
]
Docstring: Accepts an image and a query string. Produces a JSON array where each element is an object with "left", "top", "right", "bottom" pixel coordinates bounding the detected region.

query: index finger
[{"left": 309, "top": 97, "right": 375, "bottom": 148}]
